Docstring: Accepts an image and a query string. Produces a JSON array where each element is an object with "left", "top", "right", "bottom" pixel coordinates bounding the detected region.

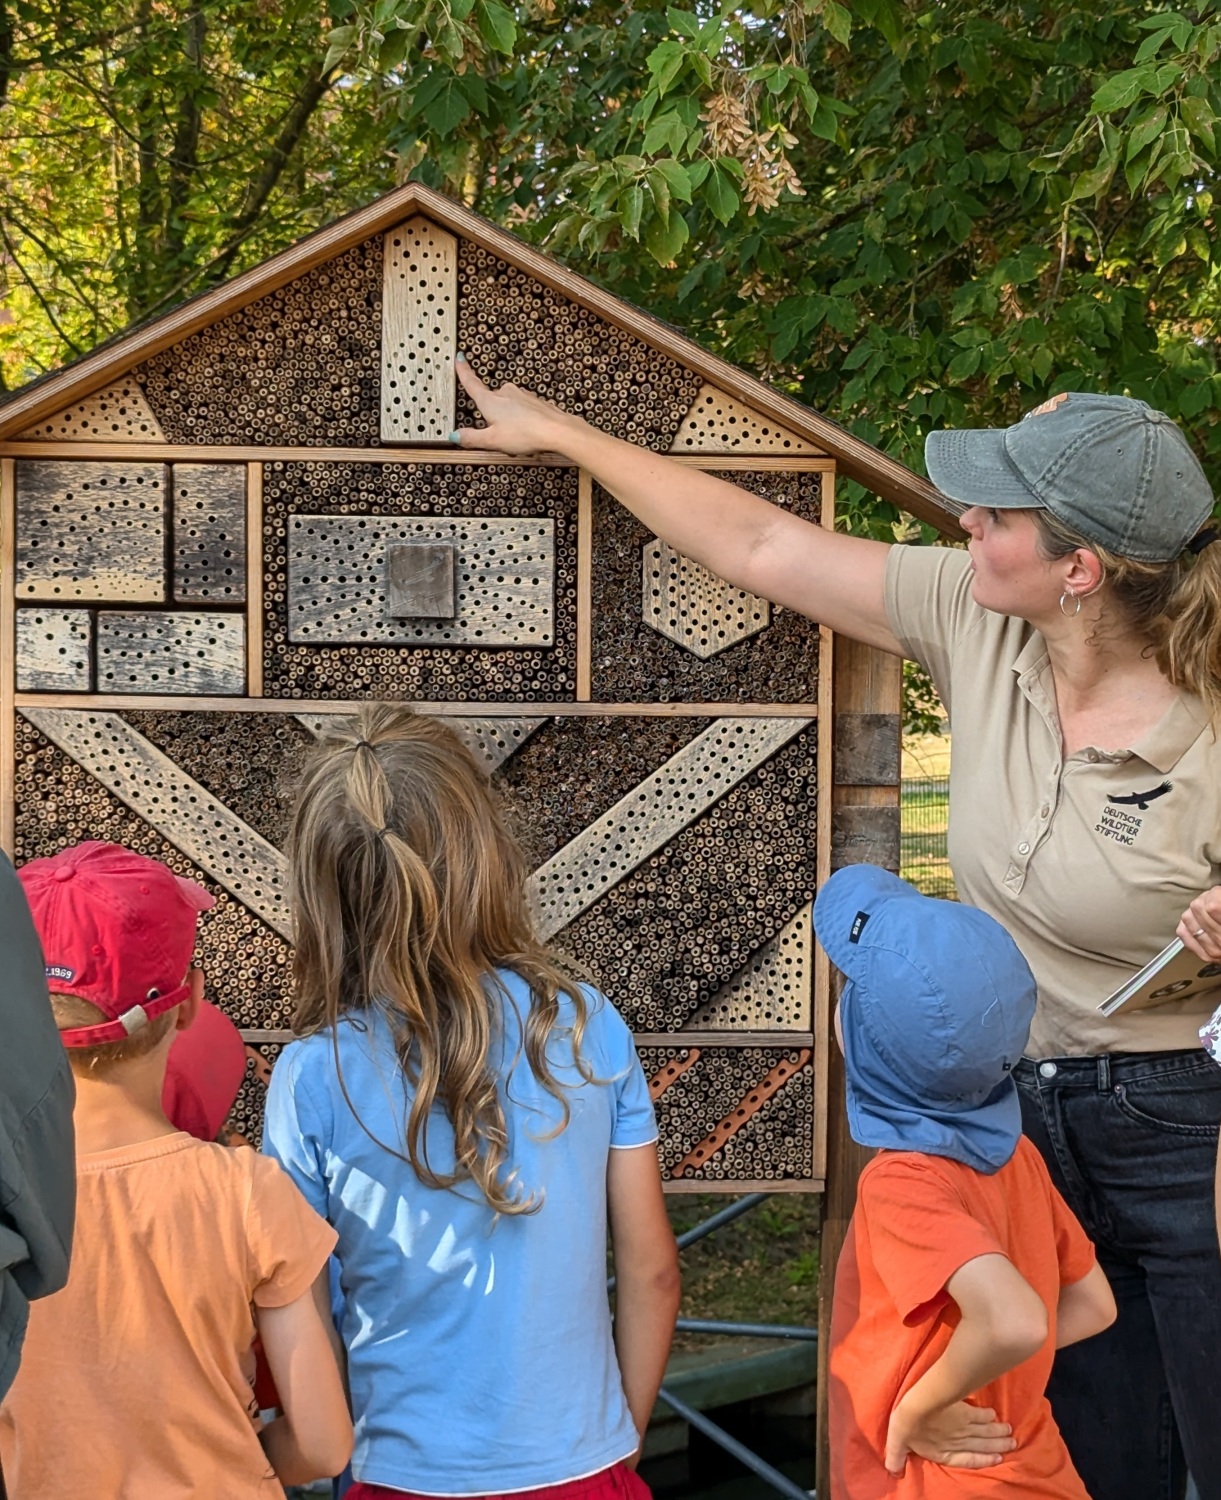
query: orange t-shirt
[
  {"left": 0, "top": 1132, "right": 336, "bottom": 1499},
  {"left": 830, "top": 1138, "right": 1096, "bottom": 1500}
]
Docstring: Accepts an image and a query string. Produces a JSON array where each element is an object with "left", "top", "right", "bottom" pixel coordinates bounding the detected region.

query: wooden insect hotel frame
[{"left": 0, "top": 184, "right": 951, "bottom": 1429}]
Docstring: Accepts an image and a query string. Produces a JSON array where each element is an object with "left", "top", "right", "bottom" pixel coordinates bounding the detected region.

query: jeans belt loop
[{"left": 1097, "top": 1054, "right": 1112, "bottom": 1093}]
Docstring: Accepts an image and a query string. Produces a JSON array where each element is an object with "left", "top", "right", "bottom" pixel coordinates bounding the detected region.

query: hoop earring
[{"left": 1059, "top": 590, "right": 1082, "bottom": 618}]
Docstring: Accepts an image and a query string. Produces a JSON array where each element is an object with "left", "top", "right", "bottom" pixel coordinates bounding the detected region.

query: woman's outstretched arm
[{"left": 454, "top": 359, "right": 904, "bottom": 656}]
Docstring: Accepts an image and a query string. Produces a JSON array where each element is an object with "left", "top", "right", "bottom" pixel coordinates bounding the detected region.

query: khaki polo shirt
[{"left": 885, "top": 544, "right": 1221, "bottom": 1057}]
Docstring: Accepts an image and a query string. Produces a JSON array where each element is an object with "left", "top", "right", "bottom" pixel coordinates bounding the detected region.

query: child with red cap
[{"left": 0, "top": 841, "right": 353, "bottom": 1498}]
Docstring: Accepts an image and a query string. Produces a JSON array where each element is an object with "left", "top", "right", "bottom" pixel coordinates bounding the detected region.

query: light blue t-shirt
[{"left": 262, "top": 970, "right": 658, "bottom": 1496}]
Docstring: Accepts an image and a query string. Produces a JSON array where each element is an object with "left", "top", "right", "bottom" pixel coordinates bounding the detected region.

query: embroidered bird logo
[{"left": 1107, "top": 782, "right": 1172, "bottom": 811}]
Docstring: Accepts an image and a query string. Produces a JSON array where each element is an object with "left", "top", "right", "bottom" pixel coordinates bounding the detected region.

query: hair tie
[
  {"left": 353, "top": 739, "right": 375, "bottom": 751},
  {"left": 1189, "top": 529, "right": 1218, "bottom": 555}
]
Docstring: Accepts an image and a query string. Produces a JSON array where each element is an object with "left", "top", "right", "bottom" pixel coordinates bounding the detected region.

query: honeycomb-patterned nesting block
[{"left": 642, "top": 539, "right": 771, "bottom": 659}]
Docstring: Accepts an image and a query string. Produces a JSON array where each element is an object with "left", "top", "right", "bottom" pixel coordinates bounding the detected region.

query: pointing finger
[{"left": 454, "top": 353, "right": 491, "bottom": 403}]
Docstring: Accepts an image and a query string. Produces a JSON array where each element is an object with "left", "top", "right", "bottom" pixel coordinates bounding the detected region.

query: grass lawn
[{"left": 663, "top": 1194, "right": 820, "bottom": 1354}]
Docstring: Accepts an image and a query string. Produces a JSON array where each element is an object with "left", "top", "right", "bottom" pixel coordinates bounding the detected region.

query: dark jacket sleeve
[{"left": 0, "top": 853, "right": 75, "bottom": 1399}]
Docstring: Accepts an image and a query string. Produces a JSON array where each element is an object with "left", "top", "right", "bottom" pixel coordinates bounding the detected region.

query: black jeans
[{"left": 1016, "top": 1052, "right": 1221, "bottom": 1500}]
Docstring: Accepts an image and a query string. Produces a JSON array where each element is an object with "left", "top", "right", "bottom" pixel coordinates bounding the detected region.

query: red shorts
[{"left": 346, "top": 1460, "right": 651, "bottom": 1500}]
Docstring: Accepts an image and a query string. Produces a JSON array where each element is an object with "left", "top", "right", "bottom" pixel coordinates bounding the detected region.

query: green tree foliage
[
  {"left": 1, "top": 1, "right": 1218, "bottom": 539},
  {"left": 0, "top": 1, "right": 396, "bottom": 382}
]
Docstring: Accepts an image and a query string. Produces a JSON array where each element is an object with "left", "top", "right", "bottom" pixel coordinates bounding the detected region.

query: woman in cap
[{"left": 453, "top": 364, "right": 1221, "bottom": 1500}]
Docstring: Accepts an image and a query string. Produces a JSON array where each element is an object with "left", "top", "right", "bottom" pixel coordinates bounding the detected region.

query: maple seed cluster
[{"left": 700, "top": 92, "right": 807, "bottom": 216}]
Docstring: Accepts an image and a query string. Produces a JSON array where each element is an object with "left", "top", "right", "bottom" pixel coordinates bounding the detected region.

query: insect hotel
[{"left": 0, "top": 181, "right": 948, "bottom": 1377}]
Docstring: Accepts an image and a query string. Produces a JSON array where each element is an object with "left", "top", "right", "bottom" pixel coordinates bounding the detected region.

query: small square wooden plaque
[{"left": 386, "top": 540, "right": 456, "bottom": 618}]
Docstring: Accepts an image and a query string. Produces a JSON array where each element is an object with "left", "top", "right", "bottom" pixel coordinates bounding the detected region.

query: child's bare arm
[
  {"left": 607, "top": 1143, "right": 682, "bottom": 1463},
  {"left": 885, "top": 1253, "right": 1045, "bottom": 1475},
  {"left": 256, "top": 1270, "right": 354, "bottom": 1485},
  {"left": 1055, "top": 1262, "right": 1116, "bottom": 1348}
]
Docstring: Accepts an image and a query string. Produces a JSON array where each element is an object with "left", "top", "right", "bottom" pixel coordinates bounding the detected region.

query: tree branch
[
  {"left": 205, "top": 65, "right": 337, "bottom": 286},
  {"left": 163, "top": 7, "right": 205, "bottom": 275},
  {"left": 0, "top": 217, "right": 85, "bottom": 356}
]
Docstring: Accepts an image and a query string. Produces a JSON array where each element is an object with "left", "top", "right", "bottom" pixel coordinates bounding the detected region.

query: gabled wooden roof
[{"left": 0, "top": 181, "right": 958, "bottom": 533}]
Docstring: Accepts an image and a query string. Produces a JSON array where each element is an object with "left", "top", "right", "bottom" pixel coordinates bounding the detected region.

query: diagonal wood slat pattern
[
  {"left": 23, "top": 708, "right": 293, "bottom": 939},
  {"left": 528, "top": 717, "right": 811, "bottom": 940}
]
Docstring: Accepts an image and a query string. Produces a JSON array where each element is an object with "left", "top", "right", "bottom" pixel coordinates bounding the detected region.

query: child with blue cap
[{"left": 816, "top": 865, "right": 1116, "bottom": 1498}]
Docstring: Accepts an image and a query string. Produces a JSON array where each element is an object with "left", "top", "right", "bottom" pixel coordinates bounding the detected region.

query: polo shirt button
[
  {"left": 1039, "top": 1061, "right": 1058, "bottom": 1079},
  {"left": 1040, "top": 806, "right": 1049, "bottom": 818},
  {"left": 1018, "top": 842, "right": 1031, "bottom": 855}
]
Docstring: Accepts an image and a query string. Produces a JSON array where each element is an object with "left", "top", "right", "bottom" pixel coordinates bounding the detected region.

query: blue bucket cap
[{"left": 814, "top": 866, "right": 1036, "bottom": 1173}]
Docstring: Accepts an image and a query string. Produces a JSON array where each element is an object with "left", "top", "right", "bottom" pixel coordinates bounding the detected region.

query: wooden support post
[
  {"left": 576, "top": 469, "right": 593, "bottom": 701},
  {"left": 816, "top": 633, "right": 901, "bottom": 1500},
  {"left": 246, "top": 462, "right": 263, "bottom": 698},
  {"left": 1, "top": 458, "right": 14, "bottom": 856}
]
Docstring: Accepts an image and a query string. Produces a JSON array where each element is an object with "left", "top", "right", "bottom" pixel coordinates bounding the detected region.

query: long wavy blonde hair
[{"left": 288, "top": 706, "right": 591, "bottom": 1215}]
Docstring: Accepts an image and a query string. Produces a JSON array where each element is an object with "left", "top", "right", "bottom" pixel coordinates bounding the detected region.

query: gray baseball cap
[{"left": 925, "top": 392, "right": 1214, "bottom": 562}]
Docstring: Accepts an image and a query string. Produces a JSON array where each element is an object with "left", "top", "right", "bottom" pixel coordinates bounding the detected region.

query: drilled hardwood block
[
  {"left": 15, "top": 461, "right": 167, "bottom": 603},
  {"left": 642, "top": 539, "right": 770, "bottom": 659},
  {"left": 173, "top": 464, "right": 247, "bottom": 604},
  {"left": 496, "top": 717, "right": 709, "bottom": 866},
  {"left": 670, "top": 384, "right": 818, "bottom": 455},
  {"left": 17, "top": 381, "right": 165, "bottom": 443},
  {"left": 23, "top": 708, "right": 289, "bottom": 935},
  {"left": 386, "top": 541, "right": 456, "bottom": 618},
  {"left": 287, "top": 515, "right": 554, "bottom": 646},
  {"left": 96, "top": 612, "right": 246, "bottom": 695},
  {"left": 381, "top": 218, "right": 458, "bottom": 443},
  {"left": 592, "top": 472, "right": 821, "bottom": 702},
  {"left": 125, "top": 711, "right": 316, "bottom": 849},
  {"left": 262, "top": 462, "right": 578, "bottom": 701},
  {"left": 15, "top": 608, "right": 93, "bottom": 692}
]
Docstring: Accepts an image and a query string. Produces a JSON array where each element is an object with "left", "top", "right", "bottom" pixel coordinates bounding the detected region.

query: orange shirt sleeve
[
  {"left": 858, "top": 1156, "right": 1003, "bottom": 1326},
  {"left": 244, "top": 1152, "right": 338, "bottom": 1309},
  {"left": 1048, "top": 1177, "right": 1096, "bottom": 1287}
]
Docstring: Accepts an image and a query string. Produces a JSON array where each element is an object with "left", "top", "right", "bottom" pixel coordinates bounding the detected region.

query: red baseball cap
[
  {"left": 163, "top": 1001, "right": 248, "bottom": 1141},
  {"left": 19, "top": 841, "right": 214, "bottom": 1048}
]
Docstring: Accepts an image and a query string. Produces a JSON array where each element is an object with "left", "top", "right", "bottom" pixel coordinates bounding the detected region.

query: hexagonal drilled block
[{"left": 641, "top": 538, "right": 770, "bottom": 659}]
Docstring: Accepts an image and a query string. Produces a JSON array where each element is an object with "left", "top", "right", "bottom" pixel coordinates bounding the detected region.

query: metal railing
[{"left": 645, "top": 1192, "right": 816, "bottom": 1500}]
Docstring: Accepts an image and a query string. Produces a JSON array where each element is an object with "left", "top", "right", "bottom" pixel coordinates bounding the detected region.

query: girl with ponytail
[{"left": 263, "top": 707, "right": 679, "bottom": 1500}]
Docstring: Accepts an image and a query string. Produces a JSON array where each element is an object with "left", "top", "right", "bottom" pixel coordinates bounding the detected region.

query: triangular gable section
[
  {"left": 670, "top": 383, "right": 821, "bottom": 455},
  {"left": 0, "top": 182, "right": 953, "bottom": 530},
  {"left": 18, "top": 381, "right": 164, "bottom": 442}
]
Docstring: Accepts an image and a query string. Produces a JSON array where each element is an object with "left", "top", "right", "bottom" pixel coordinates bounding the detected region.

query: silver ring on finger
[{"left": 1195, "top": 927, "right": 1207, "bottom": 939}]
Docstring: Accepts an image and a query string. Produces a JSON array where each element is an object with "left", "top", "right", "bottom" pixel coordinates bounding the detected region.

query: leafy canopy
[{"left": 0, "top": 0, "right": 1218, "bottom": 540}]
